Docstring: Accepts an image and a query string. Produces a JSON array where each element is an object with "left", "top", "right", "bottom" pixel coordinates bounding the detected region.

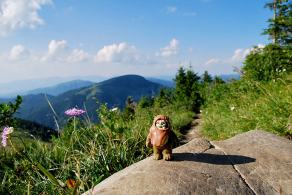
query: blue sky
[{"left": 0, "top": 0, "right": 271, "bottom": 83}]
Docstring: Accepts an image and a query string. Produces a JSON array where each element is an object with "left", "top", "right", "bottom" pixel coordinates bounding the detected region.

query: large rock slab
[
  {"left": 212, "top": 130, "right": 292, "bottom": 195},
  {"left": 84, "top": 137, "right": 255, "bottom": 195},
  {"left": 84, "top": 130, "right": 292, "bottom": 195}
]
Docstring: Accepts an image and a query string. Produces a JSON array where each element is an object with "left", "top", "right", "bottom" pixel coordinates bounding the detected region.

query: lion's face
[{"left": 155, "top": 119, "right": 169, "bottom": 130}]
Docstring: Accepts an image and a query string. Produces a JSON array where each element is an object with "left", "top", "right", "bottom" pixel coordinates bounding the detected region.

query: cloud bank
[
  {"left": 157, "top": 38, "right": 179, "bottom": 57},
  {"left": 204, "top": 44, "right": 265, "bottom": 74},
  {"left": 0, "top": 0, "right": 52, "bottom": 36},
  {"left": 0, "top": 38, "right": 184, "bottom": 82},
  {"left": 94, "top": 42, "right": 139, "bottom": 64}
]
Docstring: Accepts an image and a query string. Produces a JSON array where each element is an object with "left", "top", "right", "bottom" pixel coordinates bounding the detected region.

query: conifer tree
[
  {"left": 263, "top": 0, "right": 292, "bottom": 46},
  {"left": 154, "top": 88, "right": 174, "bottom": 108},
  {"left": 174, "top": 67, "right": 187, "bottom": 102},
  {"left": 123, "top": 96, "right": 135, "bottom": 120},
  {"left": 174, "top": 67, "right": 202, "bottom": 111},
  {"left": 242, "top": 0, "right": 291, "bottom": 81},
  {"left": 202, "top": 71, "right": 213, "bottom": 84},
  {"left": 213, "top": 76, "right": 225, "bottom": 85}
]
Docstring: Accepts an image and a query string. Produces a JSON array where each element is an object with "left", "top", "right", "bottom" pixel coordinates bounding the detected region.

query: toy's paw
[
  {"left": 163, "top": 153, "right": 171, "bottom": 161},
  {"left": 153, "top": 153, "right": 162, "bottom": 160}
]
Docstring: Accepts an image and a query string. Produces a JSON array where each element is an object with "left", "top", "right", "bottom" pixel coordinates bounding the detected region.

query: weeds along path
[{"left": 180, "top": 113, "right": 202, "bottom": 144}]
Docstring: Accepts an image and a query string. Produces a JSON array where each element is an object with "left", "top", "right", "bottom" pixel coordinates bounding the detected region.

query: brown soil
[{"left": 180, "top": 113, "right": 202, "bottom": 144}]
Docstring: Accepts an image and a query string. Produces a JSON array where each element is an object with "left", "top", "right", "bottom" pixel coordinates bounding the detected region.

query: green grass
[
  {"left": 0, "top": 103, "right": 195, "bottom": 194},
  {"left": 0, "top": 130, "right": 41, "bottom": 153},
  {"left": 201, "top": 74, "right": 292, "bottom": 140}
]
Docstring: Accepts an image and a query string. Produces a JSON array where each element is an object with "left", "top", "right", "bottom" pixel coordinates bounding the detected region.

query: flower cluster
[
  {"left": 110, "top": 107, "right": 119, "bottom": 112},
  {"left": 1, "top": 127, "right": 14, "bottom": 147},
  {"left": 64, "top": 108, "right": 86, "bottom": 117}
]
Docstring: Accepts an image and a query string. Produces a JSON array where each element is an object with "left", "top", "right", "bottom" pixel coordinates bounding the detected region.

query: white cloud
[
  {"left": 0, "top": 40, "right": 183, "bottom": 83},
  {"left": 157, "top": 38, "right": 179, "bottom": 57},
  {"left": 67, "top": 49, "right": 89, "bottom": 63},
  {"left": 205, "top": 44, "right": 265, "bottom": 69},
  {"left": 48, "top": 40, "right": 67, "bottom": 56},
  {"left": 205, "top": 58, "right": 220, "bottom": 65},
  {"left": 166, "top": 6, "right": 177, "bottom": 13},
  {"left": 9, "top": 44, "right": 29, "bottom": 60},
  {"left": 231, "top": 44, "right": 265, "bottom": 62},
  {"left": 42, "top": 40, "right": 68, "bottom": 61},
  {"left": 231, "top": 48, "right": 250, "bottom": 62},
  {"left": 0, "top": 0, "right": 52, "bottom": 36},
  {"left": 257, "top": 44, "right": 265, "bottom": 49},
  {"left": 6, "top": 40, "right": 91, "bottom": 64},
  {"left": 94, "top": 42, "right": 139, "bottom": 63}
]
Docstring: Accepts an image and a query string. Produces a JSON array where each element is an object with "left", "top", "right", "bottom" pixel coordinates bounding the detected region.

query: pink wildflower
[
  {"left": 1, "top": 127, "right": 14, "bottom": 147},
  {"left": 64, "top": 108, "right": 86, "bottom": 117}
]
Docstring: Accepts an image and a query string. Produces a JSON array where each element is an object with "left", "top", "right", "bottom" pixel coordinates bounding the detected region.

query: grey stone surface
[
  {"left": 212, "top": 130, "right": 292, "bottom": 195},
  {"left": 84, "top": 137, "right": 255, "bottom": 195},
  {"left": 84, "top": 130, "right": 292, "bottom": 195}
]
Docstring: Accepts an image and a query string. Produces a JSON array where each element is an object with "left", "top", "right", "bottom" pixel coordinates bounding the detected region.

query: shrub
[
  {"left": 0, "top": 96, "right": 22, "bottom": 127},
  {"left": 242, "top": 44, "right": 292, "bottom": 81},
  {"left": 201, "top": 75, "right": 292, "bottom": 140}
]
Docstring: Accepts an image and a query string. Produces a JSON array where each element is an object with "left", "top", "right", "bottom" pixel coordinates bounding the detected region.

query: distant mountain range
[
  {"left": 0, "top": 76, "right": 106, "bottom": 98},
  {"left": 4, "top": 75, "right": 163, "bottom": 128},
  {"left": 26, "top": 80, "right": 94, "bottom": 96},
  {"left": 0, "top": 74, "right": 240, "bottom": 98},
  {"left": 0, "top": 75, "right": 173, "bottom": 98},
  {"left": 220, "top": 74, "right": 240, "bottom": 81}
]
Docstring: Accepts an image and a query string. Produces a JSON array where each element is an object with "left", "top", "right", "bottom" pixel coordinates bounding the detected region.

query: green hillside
[{"left": 15, "top": 75, "right": 163, "bottom": 128}]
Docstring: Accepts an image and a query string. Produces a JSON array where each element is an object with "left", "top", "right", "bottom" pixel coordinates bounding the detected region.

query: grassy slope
[
  {"left": 201, "top": 74, "right": 292, "bottom": 140},
  {"left": 0, "top": 102, "right": 194, "bottom": 194}
]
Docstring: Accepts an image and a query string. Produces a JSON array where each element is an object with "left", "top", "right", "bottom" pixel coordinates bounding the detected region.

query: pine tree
[
  {"left": 138, "top": 96, "right": 154, "bottom": 109},
  {"left": 123, "top": 96, "right": 135, "bottom": 120},
  {"left": 202, "top": 71, "right": 213, "bottom": 84},
  {"left": 174, "top": 67, "right": 202, "bottom": 111},
  {"left": 242, "top": 0, "right": 292, "bottom": 81},
  {"left": 263, "top": 0, "right": 292, "bottom": 46},
  {"left": 213, "top": 76, "right": 225, "bottom": 85},
  {"left": 174, "top": 67, "right": 187, "bottom": 101},
  {"left": 154, "top": 88, "right": 174, "bottom": 108}
]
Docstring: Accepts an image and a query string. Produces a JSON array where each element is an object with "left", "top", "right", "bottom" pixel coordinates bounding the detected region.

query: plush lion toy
[{"left": 146, "top": 115, "right": 178, "bottom": 160}]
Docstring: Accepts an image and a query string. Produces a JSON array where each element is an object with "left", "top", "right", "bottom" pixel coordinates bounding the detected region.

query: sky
[{"left": 0, "top": 0, "right": 272, "bottom": 83}]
